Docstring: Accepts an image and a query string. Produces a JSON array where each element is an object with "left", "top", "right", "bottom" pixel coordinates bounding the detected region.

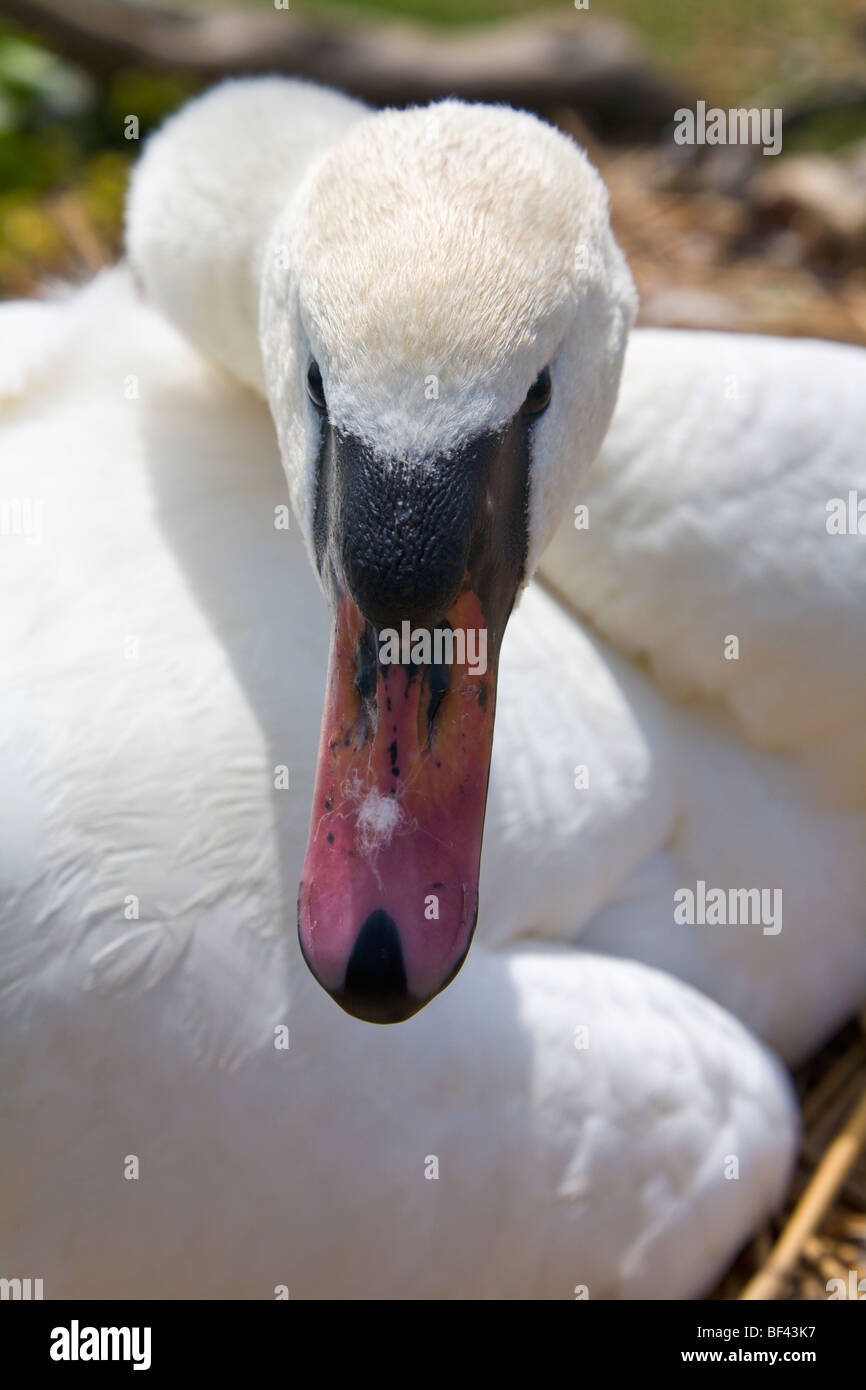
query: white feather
[{"left": 5, "top": 75, "right": 861, "bottom": 1298}]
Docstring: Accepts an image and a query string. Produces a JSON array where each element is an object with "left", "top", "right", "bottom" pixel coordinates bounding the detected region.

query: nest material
[
  {"left": 712, "top": 1015, "right": 866, "bottom": 1300},
  {"left": 553, "top": 108, "right": 866, "bottom": 349}
]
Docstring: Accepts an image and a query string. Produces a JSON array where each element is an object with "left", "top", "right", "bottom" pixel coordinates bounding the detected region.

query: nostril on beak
[
  {"left": 425, "top": 661, "right": 450, "bottom": 747},
  {"left": 333, "top": 909, "right": 425, "bottom": 1024}
]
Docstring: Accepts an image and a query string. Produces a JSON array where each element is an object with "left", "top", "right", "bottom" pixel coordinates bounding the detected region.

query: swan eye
[
  {"left": 521, "top": 367, "right": 552, "bottom": 417},
  {"left": 307, "top": 360, "right": 327, "bottom": 411}
]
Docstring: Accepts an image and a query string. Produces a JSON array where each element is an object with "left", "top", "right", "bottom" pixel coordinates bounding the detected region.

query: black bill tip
[{"left": 332, "top": 909, "right": 425, "bottom": 1024}]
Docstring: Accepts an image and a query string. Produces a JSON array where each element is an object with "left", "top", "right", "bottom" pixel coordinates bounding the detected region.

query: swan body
[
  {"left": 1, "top": 75, "right": 863, "bottom": 1296},
  {"left": 538, "top": 326, "right": 866, "bottom": 1059}
]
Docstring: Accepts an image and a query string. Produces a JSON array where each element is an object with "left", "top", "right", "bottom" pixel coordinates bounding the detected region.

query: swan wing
[{"left": 540, "top": 328, "right": 866, "bottom": 776}]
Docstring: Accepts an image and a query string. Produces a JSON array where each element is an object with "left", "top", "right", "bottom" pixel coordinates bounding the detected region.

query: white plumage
[{"left": 1, "top": 76, "right": 863, "bottom": 1299}]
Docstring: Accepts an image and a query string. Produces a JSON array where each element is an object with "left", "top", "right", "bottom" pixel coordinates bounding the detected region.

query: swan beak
[{"left": 299, "top": 586, "right": 498, "bottom": 1023}]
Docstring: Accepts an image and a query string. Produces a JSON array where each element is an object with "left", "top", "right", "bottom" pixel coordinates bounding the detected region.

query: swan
[
  {"left": 0, "top": 75, "right": 862, "bottom": 1298},
  {"left": 126, "top": 79, "right": 639, "bottom": 1025}
]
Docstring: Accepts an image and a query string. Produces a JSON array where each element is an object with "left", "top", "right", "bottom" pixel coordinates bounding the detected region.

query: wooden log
[{"left": 1, "top": 0, "right": 684, "bottom": 134}]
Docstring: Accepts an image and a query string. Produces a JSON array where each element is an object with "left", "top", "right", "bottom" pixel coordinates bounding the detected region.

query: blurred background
[
  {"left": 1, "top": 0, "right": 866, "bottom": 341},
  {"left": 2, "top": 0, "right": 865, "bottom": 1301}
]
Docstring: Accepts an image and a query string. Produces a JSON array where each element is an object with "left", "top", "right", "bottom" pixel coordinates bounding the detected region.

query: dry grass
[
  {"left": 554, "top": 108, "right": 866, "bottom": 348},
  {"left": 711, "top": 1017, "right": 866, "bottom": 1301}
]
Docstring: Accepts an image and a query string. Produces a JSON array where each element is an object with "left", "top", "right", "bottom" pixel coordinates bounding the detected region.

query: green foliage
[
  {"left": 0, "top": 24, "right": 200, "bottom": 291},
  {"left": 784, "top": 107, "right": 866, "bottom": 155},
  {"left": 0, "top": 31, "right": 93, "bottom": 125}
]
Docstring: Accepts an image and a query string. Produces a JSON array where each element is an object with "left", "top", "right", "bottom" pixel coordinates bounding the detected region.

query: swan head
[{"left": 258, "top": 100, "right": 636, "bottom": 1022}]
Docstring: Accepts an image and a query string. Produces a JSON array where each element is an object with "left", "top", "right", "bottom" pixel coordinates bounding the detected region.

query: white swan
[
  {"left": 0, "top": 76, "right": 862, "bottom": 1298},
  {"left": 126, "top": 80, "right": 639, "bottom": 1023}
]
